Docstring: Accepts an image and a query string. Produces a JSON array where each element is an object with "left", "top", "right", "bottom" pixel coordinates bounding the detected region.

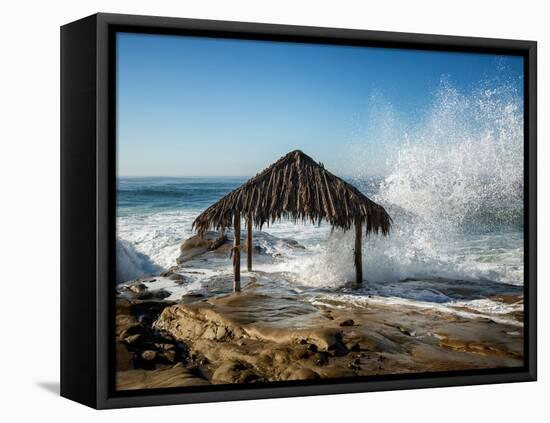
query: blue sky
[{"left": 117, "top": 32, "right": 523, "bottom": 177}]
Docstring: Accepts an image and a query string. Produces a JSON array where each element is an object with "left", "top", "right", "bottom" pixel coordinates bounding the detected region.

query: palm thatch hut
[{"left": 193, "top": 150, "right": 391, "bottom": 292}]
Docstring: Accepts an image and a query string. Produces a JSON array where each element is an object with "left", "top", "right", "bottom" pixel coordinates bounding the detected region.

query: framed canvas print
[{"left": 60, "top": 13, "right": 537, "bottom": 409}]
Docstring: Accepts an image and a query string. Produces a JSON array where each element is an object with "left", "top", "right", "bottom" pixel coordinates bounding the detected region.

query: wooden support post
[
  {"left": 354, "top": 217, "right": 363, "bottom": 288},
  {"left": 233, "top": 212, "right": 241, "bottom": 292},
  {"left": 247, "top": 212, "right": 253, "bottom": 272}
]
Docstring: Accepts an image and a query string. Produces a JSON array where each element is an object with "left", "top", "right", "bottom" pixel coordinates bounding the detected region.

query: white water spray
[{"left": 296, "top": 78, "right": 524, "bottom": 287}]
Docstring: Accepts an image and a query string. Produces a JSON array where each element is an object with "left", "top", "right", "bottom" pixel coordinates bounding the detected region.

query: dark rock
[
  {"left": 307, "top": 344, "right": 318, "bottom": 353},
  {"left": 292, "top": 345, "right": 310, "bottom": 360},
  {"left": 281, "top": 238, "right": 306, "bottom": 249},
  {"left": 161, "top": 350, "right": 176, "bottom": 363},
  {"left": 398, "top": 326, "right": 416, "bottom": 337},
  {"left": 180, "top": 293, "right": 205, "bottom": 303},
  {"left": 130, "top": 300, "right": 176, "bottom": 326},
  {"left": 209, "top": 234, "right": 228, "bottom": 250},
  {"left": 348, "top": 361, "right": 360, "bottom": 370},
  {"left": 339, "top": 319, "right": 355, "bottom": 327},
  {"left": 135, "top": 289, "right": 171, "bottom": 300},
  {"left": 315, "top": 351, "right": 329, "bottom": 366},
  {"left": 168, "top": 273, "right": 185, "bottom": 281},
  {"left": 243, "top": 239, "right": 266, "bottom": 254},
  {"left": 327, "top": 334, "right": 349, "bottom": 357},
  {"left": 347, "top": 342, "right": 361, "bottom": 352}
]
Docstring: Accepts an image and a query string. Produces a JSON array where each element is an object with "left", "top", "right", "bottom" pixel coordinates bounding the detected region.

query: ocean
[
  {"left": 116, "top": 172, "right": 524, "bottom": 323},
  {"left": 116, "top": 81, "right": 524, "bottom": 324}
]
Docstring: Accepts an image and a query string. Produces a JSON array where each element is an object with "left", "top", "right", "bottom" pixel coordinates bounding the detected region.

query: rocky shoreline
[{"left": 115, "top": 232, "right": 524, "bottom": 390}]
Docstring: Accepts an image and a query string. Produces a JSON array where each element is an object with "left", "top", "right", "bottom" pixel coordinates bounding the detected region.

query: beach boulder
[
  {"left": 177, "top": 231, "right": 230, "bottom": 264},
  {"left": 176, "top": 230, "right": 307, "bottom": 266}
]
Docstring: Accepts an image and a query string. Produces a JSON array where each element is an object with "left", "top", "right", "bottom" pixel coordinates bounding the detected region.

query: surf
[{"left": 294, "top": 78, "right": 524, "bottom": 287}]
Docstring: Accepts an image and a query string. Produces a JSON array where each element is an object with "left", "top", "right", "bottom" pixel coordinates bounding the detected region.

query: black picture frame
[{"left": 60, "top": 12, "right": 537, "bottom": 409}]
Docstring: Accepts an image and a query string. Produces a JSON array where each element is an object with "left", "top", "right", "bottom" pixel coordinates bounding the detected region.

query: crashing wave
[{"left": 116, "top": 238, "right": 163, "bottom": 284}]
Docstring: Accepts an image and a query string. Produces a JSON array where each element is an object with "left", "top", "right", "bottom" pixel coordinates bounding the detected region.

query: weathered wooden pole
[
  {"left": 233, "top": 212, "right": 241, "bottom": 292},
  {"left": 247, "top": 212, "right": 253, "bottom": 271},
  {"left": 354, "top": 217, "right": 363, "bottom": 288}
]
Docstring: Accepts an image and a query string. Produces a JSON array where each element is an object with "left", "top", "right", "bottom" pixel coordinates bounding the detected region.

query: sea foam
[
  {"left": 116, "top": 238, "right": 162, "bottom": 284},
  {"left": 293, "top": 78, "right": 524, "bottom": 287},
  {"left": 115, "top": 77, "right": 524, "bottom": 293}
]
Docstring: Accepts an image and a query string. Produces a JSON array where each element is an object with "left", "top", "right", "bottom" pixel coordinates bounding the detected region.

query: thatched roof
[{"left": 193, "top": 150, "right": 391, "bottom": 237}]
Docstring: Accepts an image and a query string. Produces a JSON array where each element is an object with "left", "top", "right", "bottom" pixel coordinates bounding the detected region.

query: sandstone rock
[
  {"left": 202, "top": 326, "right": 217, "bottom": 340},
  {"left": 156, "top": 343, "right": 175, "bottom": 351},
  {"left": 116, "top": 367, "right": 209, "bottom": 390},
  {"left": 123, "top": 283, "right": 148, "bottom": 294},
  {"left": 177, "top": 232, "right": 229, "bottom": 264},
  {"left": 116, "top": 341, "right": 133, "bottom": 371},
  {"left": 118, "top": 323, "right": 142, "bottom": 340},
  {"left": 212, "top": 360, "right": 262, "bottom": 384},
  {"left": 141, "top": 350, "right": 157, "bottom": 361},
  {"left": 115, "top": 278, "right": 526, "bottom": 390},
  {"left": 280, "top": 367, "right": 319, "bottom": 381},
  {"left": 124, "top": 334, "right": 142, "bottom": 344},
  {"left": 175, "top": 230, "right": 307, "bottom": 266},
  {"left": 160, "top": 266, "right": 179, "bottom": 277}
]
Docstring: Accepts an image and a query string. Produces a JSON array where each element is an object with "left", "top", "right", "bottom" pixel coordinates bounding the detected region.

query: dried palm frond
[{"left": 193, "top": 150, "right": 391, "bottom": 238}]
